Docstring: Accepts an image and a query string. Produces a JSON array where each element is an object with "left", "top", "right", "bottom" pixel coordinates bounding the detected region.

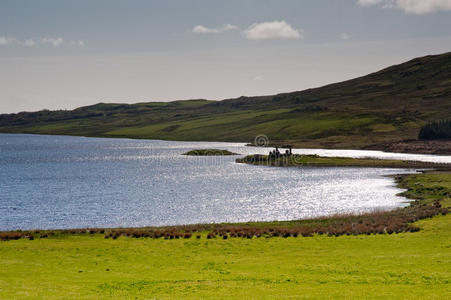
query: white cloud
[
  {"left": 0, "top": 36, "right": 10, "bottom": 45},
  {"left": 42, "top": 37, "right": 64, "bottom": 47},
  {"left": 243, "top": 20, "right": 302, "bottom": 40},
  {"left": 23, "top": 39, "right": 35, "bottom": 47},
  {"left": 253, "top": 76, "right": 263, "bottom": 81},
  {"left": 0, "top": 36, "right": 17, "bottom": 46},
  {"left": 223, "top": 24, "right": 239, "bottom": 31},
  {"left": 193, "top": 25, "right": 219, "bottom": 34},
  {"left": 357, "top": 0, "right": 451, "bottom": 14},
  {"left": 0, "top": 36, "right": 84, "bottom": 48},
  {"left": 340, "top": 33, "right": 351, "bottom": 40},
  {"left": 192, "top": 24, "right": 239, "bottom": 34},
  {"left": 71, "top": 40, "right": 84, "bottom": 47},
  {"left": 357, "top": 0, "right": 384, "bottom": 6}
]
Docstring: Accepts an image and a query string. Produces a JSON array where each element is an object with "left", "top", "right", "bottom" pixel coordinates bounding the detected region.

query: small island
[{"left": 182, "top": 149, "right": 239, "bottom": 156}]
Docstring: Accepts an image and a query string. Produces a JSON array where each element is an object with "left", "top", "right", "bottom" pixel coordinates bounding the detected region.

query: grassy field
[
  {"left": 1, "top": 52, "right": 451, "bottom": 152},
  {"left": 0, "top": 172, "right": 450, "bottom": 299}
]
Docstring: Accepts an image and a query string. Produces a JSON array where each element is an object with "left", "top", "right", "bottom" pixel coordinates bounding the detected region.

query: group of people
[
  {"left": 269, "top": 147, "right": 281, "bottom": 158},
  {"left": 268, "top": 146, "right": 292, "bottom": 159}
]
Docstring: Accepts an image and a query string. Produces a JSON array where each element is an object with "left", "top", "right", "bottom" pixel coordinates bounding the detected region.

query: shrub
[{"left": 0, "top": 232, "right": 24, "bottom": 241}]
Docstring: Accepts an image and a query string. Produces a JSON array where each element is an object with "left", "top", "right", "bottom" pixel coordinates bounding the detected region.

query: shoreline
[
  {"left": 1, "top": 135, "right": 450, "bottom": 236},
  {"left": 1, "top": 171, "right": 449, "bottom": 239},
  {"left": 2, "top": 172, "right": 449, "bottom": 299}
]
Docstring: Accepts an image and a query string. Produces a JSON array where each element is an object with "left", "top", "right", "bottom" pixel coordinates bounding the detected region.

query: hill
[{"left": 1, "top": 51, "right": 451, "bottom": 153}]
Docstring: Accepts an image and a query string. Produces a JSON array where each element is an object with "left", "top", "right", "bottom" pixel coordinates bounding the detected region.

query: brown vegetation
[
  {"left": 365, "top": 139, "right": 451, "bottom": 155},
  {"left": 0, "top": 200, "right": 447, "bottom": 241}
]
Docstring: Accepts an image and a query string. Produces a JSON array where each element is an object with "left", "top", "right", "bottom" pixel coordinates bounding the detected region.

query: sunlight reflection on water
[{"left": 1, "top": 133, "right": 447, "bottom": 230}]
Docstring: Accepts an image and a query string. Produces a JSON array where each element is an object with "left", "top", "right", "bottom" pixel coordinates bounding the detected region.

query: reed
[{"left": 0, "top": 196, "right": 447, "bottom": 241}]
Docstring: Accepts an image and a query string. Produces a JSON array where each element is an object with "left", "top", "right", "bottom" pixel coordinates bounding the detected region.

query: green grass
[
  {"left": 397, "top": 172, "right": 451, "bottom": 207},
  {"left": 0, "top": 172, "right": 450, "bottom": 299},
  {"left": 0, "top": 216, "right": 449, "bottom": 299}
]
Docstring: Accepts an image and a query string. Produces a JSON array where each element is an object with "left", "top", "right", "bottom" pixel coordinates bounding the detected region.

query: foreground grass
[{"left": 0, "top": 173, "right": 450, "bottom": 299}]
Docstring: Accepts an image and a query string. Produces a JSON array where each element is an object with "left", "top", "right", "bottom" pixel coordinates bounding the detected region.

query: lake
[{"left": 1, "top": 133, "right": 449, "bottom": 231}]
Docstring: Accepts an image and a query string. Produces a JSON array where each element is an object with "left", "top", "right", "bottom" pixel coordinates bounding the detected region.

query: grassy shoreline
[
  {"left": 236, "top": 154, "right": 451, "bottom": 170},
  {"left": 1, "top": 169, "right": 449, "bottom": 240}
]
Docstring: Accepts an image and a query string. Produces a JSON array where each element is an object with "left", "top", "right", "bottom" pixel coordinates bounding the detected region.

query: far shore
[
  {"left": 2, "top": 132, "right": 451, "bottom": 156},
  {"left": 247, "top": 139, "right": 451, "bottom": 156}
]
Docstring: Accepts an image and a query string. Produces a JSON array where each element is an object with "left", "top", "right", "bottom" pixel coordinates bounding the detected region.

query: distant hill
[{"left": 1, "top": 51, "right": 451, "bottom": 153}]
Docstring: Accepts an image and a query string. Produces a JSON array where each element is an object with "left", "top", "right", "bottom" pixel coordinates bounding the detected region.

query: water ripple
[{"left": 0, "top": 133, "right": 442, "bottom": 230}]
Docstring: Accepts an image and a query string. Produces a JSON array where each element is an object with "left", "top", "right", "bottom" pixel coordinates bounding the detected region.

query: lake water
[{"left": 1, "top": 133, "right": 449, "bottom": 231}]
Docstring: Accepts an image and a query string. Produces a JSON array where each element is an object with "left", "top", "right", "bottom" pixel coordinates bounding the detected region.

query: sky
[{"left": 1, "top": 0, "right": 451, "bottom": 113}]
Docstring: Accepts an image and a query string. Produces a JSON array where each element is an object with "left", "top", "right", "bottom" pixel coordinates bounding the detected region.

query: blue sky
[{"left": 1, "top": 0, "right": 451, "bottom": 113}]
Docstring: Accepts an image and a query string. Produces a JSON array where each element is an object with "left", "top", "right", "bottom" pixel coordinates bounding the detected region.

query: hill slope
[{"left": 1, "top": 51, "right": 451, "bottom": 152}]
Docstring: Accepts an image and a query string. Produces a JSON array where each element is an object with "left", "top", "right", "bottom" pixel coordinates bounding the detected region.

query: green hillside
[{"left": 1, "top": 51, "right": 451, "bottom": 150}]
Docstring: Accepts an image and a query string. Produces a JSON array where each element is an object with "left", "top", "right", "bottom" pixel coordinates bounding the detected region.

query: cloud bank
[
  {"left": 357, "top": 0, "right": 451, "bottom": 14},
  {"left": 243, "top": 20, "right": 302, "bottom": 40},
  {"left": 192, "top": 21, "right": 302, "bottom": 41}
]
